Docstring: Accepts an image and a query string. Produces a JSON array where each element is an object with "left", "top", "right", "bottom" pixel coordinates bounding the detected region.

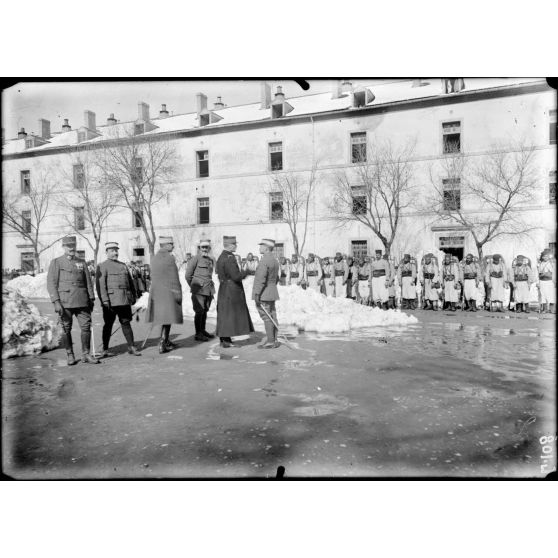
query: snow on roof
[{"left": 3, "top": 78, "right": 545, "bottom": 156}]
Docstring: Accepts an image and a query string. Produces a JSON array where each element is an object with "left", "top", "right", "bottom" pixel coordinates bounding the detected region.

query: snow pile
[
  {"left": 2, "top": 287, "right": 62, "bottom": 359},
  {"left": 6, "top": 272, "right": 49, "bottom": 298},
  {"left": 132, "top": 292, "right": 150, "bottom": 312}
]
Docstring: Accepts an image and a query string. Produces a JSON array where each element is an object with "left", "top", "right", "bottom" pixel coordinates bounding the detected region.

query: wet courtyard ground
[{"left": 2, "top": 300, "right": 556, "bottom": 478}]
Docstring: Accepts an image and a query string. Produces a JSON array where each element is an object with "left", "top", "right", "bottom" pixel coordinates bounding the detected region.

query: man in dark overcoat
[
  {"left": 146, "top": 236, "right": 183, "bottom": 353},
  {"left": 96, "top": 241, "right": 141, "bottom": 357},
  {"left": 185, "top": 238, "right": 216, "bottom": 342},
  {"left": 47, "top": 235, "right": 100, "bottom": 365},
  {"left": 215, "top": 236, "right": 254, "bottom": 348},
  {"left": 252, "top": 238, "right": 281, "bottom": 349}
]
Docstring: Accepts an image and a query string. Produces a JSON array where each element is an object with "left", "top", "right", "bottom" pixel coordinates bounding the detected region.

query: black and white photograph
[{"left": 2, "top": 77, "right": 556, "bottom": 479}]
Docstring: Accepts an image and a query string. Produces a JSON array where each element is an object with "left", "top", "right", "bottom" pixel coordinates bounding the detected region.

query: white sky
[{"left": 1, "top": 80, "right": 400, "bottom": 139}]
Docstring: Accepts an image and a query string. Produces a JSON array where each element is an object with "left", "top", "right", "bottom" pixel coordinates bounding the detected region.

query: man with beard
[
  {"left": 305, "top": 253, "right": 323, "bottom": 293},
  {"left": 216, "top": 236, "right": 254, "bottom": 348},
  {"left": 462, "top": 254, "right": 481, "bottom": 311},
  {"left": 485, "top": 254, "right": 509, "bottom": 312},
  {"left": 333, "top": 252, "right": 347, "bottom": 298},
  {"left": 146, "top": 236, "right": 183, "bottom": 353},
  {"left": 185, "top": 239, "right": 216, "bottom": 341},
  {"left": 397, "top": 254, "right": 416, "bottom": 310},
  {"left": 537, "top": 249, "right": 556, "bottom": 313},
  {"left": 441, "top": 253, "right": 462, "bottom": 311},
  {"left": 47, "top": 236, "right": 100, "bottom": 365},
  {"left": 96, "top": 242, "right": 141, "bottom": 357}
]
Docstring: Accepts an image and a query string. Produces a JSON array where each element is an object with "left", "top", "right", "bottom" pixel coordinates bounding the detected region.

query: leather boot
[
  {"left": 82, "top": 353, "right": 101, "bottom": 364},
  {"left": 201, "top": 312, "right": 215, "bottom": 339},
  {"left": 471, "top": 299, "right": 477, "bottom": 312},
  {"left": 128, "top": 345, "right": 142, "bottom": 356},
  {"left": 516, "top": 303, "right": 522, "bottom": 313},
  {"left": 158, "top": 338, "right": 169, "bottom": 353},
  {"left": 66, "top": 350, "right": 78, "bottom": 366},
  {"left": 524, "top": 303, "right": 530, "bottom": 313}
]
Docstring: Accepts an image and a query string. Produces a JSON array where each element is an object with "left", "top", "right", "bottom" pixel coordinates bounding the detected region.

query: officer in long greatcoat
[
  {"left": 146, "top": 236, "right": 183, "bottom": 353},
  {"left": 252, "top": 238, "right": 281, "bottom": 349},
  {"left": 185, "top": 238, "right": 216, "bottom": 342},
  {"left": 47, "top": 235, "right": 100, "bottom": 365},
  {"left": 96, "top": 241, "right": 141, "bottom": 357},
  {"left": 215, "top": 236, "right": 254, "bottom": 348}
]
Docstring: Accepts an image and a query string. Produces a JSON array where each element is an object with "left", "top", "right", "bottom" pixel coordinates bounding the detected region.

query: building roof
[{"left": 2, "top": 78, "right": 546, "bottom": 156}]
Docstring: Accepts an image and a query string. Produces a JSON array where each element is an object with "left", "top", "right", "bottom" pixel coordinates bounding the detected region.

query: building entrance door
[{"left": 438, "top": 235, "right": 465, "bottom": 261}]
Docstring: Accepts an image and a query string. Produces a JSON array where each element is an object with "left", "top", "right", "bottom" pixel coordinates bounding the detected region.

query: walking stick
[
  {"left": 258, "top": 304, "right": 295, "bottom": 350},
  {"left": 91, "top": 324, "right": 97, "bottom": 357},
  {"left": 96, "top": 308, "right": 142, "bottom": 352},
  {"left": 141, "top": 323, "right": 154, "bottom": 350}
]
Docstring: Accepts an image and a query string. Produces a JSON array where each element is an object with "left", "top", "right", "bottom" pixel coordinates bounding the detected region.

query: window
[
  {"left": 25, "top": 138, "right": 34, "bottom": 149},
  {"left": 132, "top": 157, "right": 143, "bottom": 185},
  {"left": 22, "top": 210, "right": 32, "bottom": 233},
  {"left": 351, "top": 240, "right": 368, "bottom": 260},
  {"left": 198, "top": 197, "right": 210, "bottom": 224},
  {"left": 21, "top": 252, "right": 35, "bottom": 273},
  {"left": 269, "top": 142, "right": 283, "bottom": 171},
  {"left": 77, "top": 131, "right": 86, "bottom": 143},
  {"left": 351, "top": 132, "right": 367, "bottom": 163},
  {"left": 197, "top": 150, "right": 209, "bottom": 178},
  {"left": 351, "top": 186, "right": 367, "bottom": 215},
  {"left": 20, "top": 170, "right": 31, "bottom": 194},
  {"left": 76, "top": 250, "right": 85, "bottom": 260},
  {"left": 439, "top": 236, "right": 465, "bottom": 248},
  {"left": 134, "top": 123, "right": 144, "bottom": 135},
  {"left": 74, "top": 207, "right": 85, "bottom": 230},
  {"left": 275, "top": 243, "right": 284, "bottom": 259},
  {"left": 133, "top": 248, "right": 145, "bottom": 262},
  {"left": 442, "top": 121, "right": 461, "bottom": 154},
  {"left": 550, "top": 171, "right": 556, "bottom": 205},
  {"left": 132, "top": 202, "right": 143, "bottom": 228},
  {"left": 270, "top": 191, "right": 284, "bottom": 220},
  {"left": 442, "top": 178, "right": 461, "bottom": 210},
  {"left": 73, "top": 164, "right": 85, "bottom": 189},
  {"left": 550, "top": 110, "right": 557, "bottom": 145}
]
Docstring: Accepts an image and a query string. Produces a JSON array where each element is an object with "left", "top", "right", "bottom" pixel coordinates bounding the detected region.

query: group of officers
[{"left": 46, "top": 235, "right": 556, "bottom": 366}]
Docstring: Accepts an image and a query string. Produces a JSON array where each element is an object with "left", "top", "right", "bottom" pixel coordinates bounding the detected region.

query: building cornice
[{"left": 2, "top": 80, "right": 552, "bottom": 162}]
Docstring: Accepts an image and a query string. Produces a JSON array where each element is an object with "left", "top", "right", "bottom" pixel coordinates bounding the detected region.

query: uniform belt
[
  {"left": 514, "top": 275, "right": 528, "bottom": 281},
  {"left": 490, "top": 271, "right": 503, "bottom": 278},
  {"left": 539, "top": 274, "right": 552, "bottom": 280},
  {"left": 358, "top": 275, "right": 369, "bottom": 281},
  {"left": 423, "top": 272, "right": 434, "bottom": 279},
  {"left": 444, "top": 275, "right": 455, "bottom": 281},
  {"left": 307, "top": 271, "right": 318, "bottom": 276},
  {"left": 280, "top": 273, "right": 287, "bottom": 278},
  {"left": 401, "top": 271, "right": 412, "bottom": 277},
  {"left": 323, "top": 273, "right": 331, "bottom": 278},
  {"left": 246, "top": 271, "right": 255, "bottom": 276},
  {"left": 464, "top": 273, "right": 477, "bottom": 280},
  {"left": 372, "top": 270, "right": 386, "bottom": 277},
  {"left": 334, "top": 270, "right": 344, "bottom": 276},
  {"left": 290, "top": 272, "right": 299, "bottom": 278}
]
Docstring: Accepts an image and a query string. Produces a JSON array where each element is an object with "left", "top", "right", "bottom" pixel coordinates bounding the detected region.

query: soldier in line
[
  {"left": 289, "top": 254, "right": 304, "bottom": 287},
  {"left": 384, "top": 254, "right": 397, "bottom": 309},
  {"left": 305, "top": 253, "right": 322, "bottom": 293},
  {"left": 185, "top": 239, "right": 216, "bottom": 342},
  {"left": 252, "top": 238, "right": 281, "bottom": 349},
  {"left": 462, "top": 254, "right": 481, "bottom": 312},
  {"left": 537, "top": 249, "right": 556, "bottom": 313},
  {"left": 370, "top": 250, "right": 391, "bottom": 309},
  {"left": 146, "top": 236, "right": 183, "bottom": 353},
  {"left": 321, "top": 256, "right": 335, "bottom": 297},
  {"left": 96, "top": 242, "right": 141, "bottom": 357},
  {"left": 420, "top": 253, "right": 440, "bottom": 311},
  {"left": 332, "top": 252, "right": 347, "bottom": 298},
  {"left": 278, "top": 256, "right": 290, "bottom": 286},
  {"left": 356, "top": 256, "right": 371, "bottom": 305},
  {"left": 342, "top": 256, "right": 356, "bottom": 299},
  {"left": 511, "top": 255, "right": 535, "bottom": 313},
  {"left": 398, "top": 254, "right": 416, "bottom": 310},
  {"left": 216, "top": 236, "right": 254, "bottom": 348},
  {"left": 484, "top": 254, "right": 509, "bottom": 312},
  {"left": 47, "top": 235, "right": 100, "bottom": 365},
  {"left": 441, "top": 253, "right": 462, "bottom": 311}
]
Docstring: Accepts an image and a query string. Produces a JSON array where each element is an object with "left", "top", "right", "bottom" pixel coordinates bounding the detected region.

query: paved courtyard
[{"left": 2, "top": 300, "right": 555, "bottom": 478}]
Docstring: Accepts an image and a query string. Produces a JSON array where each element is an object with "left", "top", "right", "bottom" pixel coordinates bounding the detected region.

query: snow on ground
[
  {"left": 6, "top": 272, "right": 49, "bottom": 298},
  {"left": 2, "top": 287, "right": 61, "bottom": 359}
]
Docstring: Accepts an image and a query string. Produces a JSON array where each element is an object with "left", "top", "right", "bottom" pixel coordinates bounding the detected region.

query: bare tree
[
  {"left": 58, "top": 150, "right": 120, "bottom": 265},
  {"left": 267, "top": 166, "right": 318, "bottom": 257},
  {"left": 96, "top": 128, "right": 179, "bottom": 258},
  {"left": 427, "top": 141, "right": 541, "bottom": 260},
  {"left": 2, "top": 165, "right": 63, "bottom": 272},
  {"left": 330, "top": 138, "right": 417, "bottom": 256}
]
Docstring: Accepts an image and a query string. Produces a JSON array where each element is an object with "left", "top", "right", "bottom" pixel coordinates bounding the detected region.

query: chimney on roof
[
  {"left": 38, "top": 118, "right": 51, "bottom": 139},
  {"left": 331, "top": 80, "right": 343, "bottom": 99},
  {"left": 138, "top": 102, "right": 150, "bottom": 121},
  {"left": 18, "top": 128, "right": 28, "bottom": 139},
  {"left": 159, "top": 104, "right": 169, "bottom": 118},
  {"left": 107, "top": 113, "right": 117, "bottom": 125},
  {"left": 84, "top": 110, "right": 96, "bottom": 131},
  {"left": 62, "top": 119, "right": 71, "bottom": 132},
  {"left": 260, "top": 82, "right": 271, "bottom": 109},
  {"left": 274, "top": 86, "right": 285, "bottom": 102},
  {"left": 340, "top": 80, "right": 353, "bottom": 93},
  {"left": 213, "top": 96, "right": 224, "bottom": 110},
  {"left": 196, "top": 93, "right": 207, "bottom": 115}
]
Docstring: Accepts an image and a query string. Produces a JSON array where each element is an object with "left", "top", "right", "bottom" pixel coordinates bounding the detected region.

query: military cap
[
  {"left": 159, "top": 236, "right": 174, "bottom": 245},
  {"left": 258, "top": 238, "right": 275, "bottom": 247},
  {"left": 105, "top": 241, "right": 119, "bottom": 250},
  {"left": 223, "top": 236, "right": 237, "bottom": 243},
  {"left": 62, "top": 235, "right": 77, "bottom": 246},
  {"left": 198, "top": 238, "right": 211, "bottom": 247}
]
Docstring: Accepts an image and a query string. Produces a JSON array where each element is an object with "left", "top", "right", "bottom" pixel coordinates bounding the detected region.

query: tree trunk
[
  {"left": 148, "top": 239, "right": 155, "bottom": 259},
  {"left": 93, "top": 246, "right": 99, "bottom": 267},
  {"left": 33, "top": 251, "right": 41, "bottom": 275},
  {"left": 476, "top": 244, "right": 484, "bottom": 261}
]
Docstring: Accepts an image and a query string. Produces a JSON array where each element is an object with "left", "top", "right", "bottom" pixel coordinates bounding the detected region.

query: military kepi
[
  {"left": 159, "top": 236, "right": 173, "bottom": 245},
  {"left": 199, "top": 238, "right": 211, "bottom": 247},
  {"left": 62, "top": 235, "right": 77, "bottom": 246},
  {"left": 105, "top": 241, "right": 119, "bottom": 250},
  {"left": 258, "top": 238, "right": 275, "bottom": 248},
  {"left": 223, "top": 236, "right": 237, "bottom": 243}
]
